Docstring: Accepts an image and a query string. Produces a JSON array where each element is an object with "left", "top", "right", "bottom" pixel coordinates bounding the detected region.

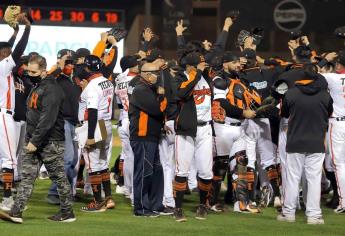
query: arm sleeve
[
  {"left": 101, "top": 46, "right": 118, "bottom": 79},
  {"left": 328, "top": 96, "right": 334, "bottom": 117},
  {"left": 92, "top": 40, "right": 107, "bottom": 58},
  {"left": 12, "top": 25, "right": 31, "bottom": 64},
  {"left": 87, "top": 108, "right": 98, "bottom": 139},
  {"left": 29, "top": 82, "right": 63, "bottom": 147},
  {"left": 140, "top": 41, "right": 150, "bottom": 52},
  {"left": 213, "top": 30, "right": 228, "bottom": 51},
  {"left": 8, "top": 33, "right": 17, "bottom": 48},
  {"left": 176, "top": 70, "right": 202, "bottom": 99}
]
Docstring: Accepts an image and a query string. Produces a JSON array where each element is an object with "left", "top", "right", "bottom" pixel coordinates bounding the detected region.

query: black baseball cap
[
  {"left": 75, "top": 48, "right": 90, "bottom": 59},
  {"left": 185, "top": 52, "right": 205, "bottom": 66},
  {"left": 57, "top": 49, "right": 76, "bottom": 60},
  {"left": 145, "top": 48, "right": 163, "bottom": 62},
  {"left": 120, "top": 55, "right": 140, "bottom": 72},
  {"left": 222, "top": 51, "right": 239, "bottom": 63},
  {"left": 0, "top": 42, "right": 11, "bottom": 50}
]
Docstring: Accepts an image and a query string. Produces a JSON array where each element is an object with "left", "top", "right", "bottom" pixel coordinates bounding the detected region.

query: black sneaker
[
  {"left": 0, "top": 210, "right": 23, "bottom": 224},
  {"left": 48, "top": 211, "right": 76, "bottom": 222},
  {"left": 174, "top": 208, "right": 187, "bottom": 222},
  {"left": 155, "top": 206, "right": 174, "bottom": 216},
  {"left": 195, "top": 204, "right": 208, "bottom": 220},
  {"left": 134, "top": 211, "right": 160, "bottom": 218}
]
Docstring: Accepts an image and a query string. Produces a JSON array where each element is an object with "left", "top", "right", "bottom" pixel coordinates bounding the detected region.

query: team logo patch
[{"left": 193, "top": 86, "right": 211, "bottom": 105}]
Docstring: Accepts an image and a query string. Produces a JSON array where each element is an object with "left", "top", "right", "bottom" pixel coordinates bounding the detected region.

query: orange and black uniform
[{"left": 129, "top": 77, "right": 167, "bottom": 216}]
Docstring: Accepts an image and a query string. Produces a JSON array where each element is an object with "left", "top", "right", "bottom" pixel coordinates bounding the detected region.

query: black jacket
[
  {"left": 129, "top": 78, "right": 167, "bottom": 142},
  {"left": 26, "top": 76, "right": 65, "bottom": 148},
  {"left": 56, "top": 74, "right": 81, "bottom": 125},
  {"left": 13, "top": 75, "right": 33, "bottom": 122},
  {"left": 173, "top": 69, "right": 213, "bottom": 137},
  {"left": 281, "top": 75, "right": 333, "bottom": 153}
]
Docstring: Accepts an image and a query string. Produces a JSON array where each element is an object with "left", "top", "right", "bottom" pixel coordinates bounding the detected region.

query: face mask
[{"left": 26, "top": 74, "right": 41, "bottom": 84}]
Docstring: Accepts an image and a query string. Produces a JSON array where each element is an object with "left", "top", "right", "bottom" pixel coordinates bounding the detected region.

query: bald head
[{"left": 140, "top": 62, "right": 160, "bottom": 84}]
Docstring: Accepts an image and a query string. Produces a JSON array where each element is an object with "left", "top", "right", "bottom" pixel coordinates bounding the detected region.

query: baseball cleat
[
  {"left": 277, "top": 213, "right": 295, "bottom": 223},
  {"left": 115, "top": 185, "right": 126, "bottom": 194},
  {"left": 334, "top": 206, "right": 345, "bottom": 214},
  {"left": 0, "top": 210, "right": 23, "bottom": 224},
  {"left": 174, "top": 208, "right": 187, "bottom": 222},
  {"left": 0, "top": 197, "right": 14, "bottom": 212},
  {"left": 48, "top": 211, "right": 76, "bottom": 223},
  {"left": 246, "top": 202, "right": 261, "bottom": 213},
  {"left": 80, "top": 200, "right": 107, "bottom": 213},
  {"left": 210, "top": 204, "right": 225, "bottom": 213},
  {"left": 307, "top": 217, "right": 324, "bottom": 225},
  {"left": 156, "top": 206, "right": 175, "bottom": 216},
  {"left": 105, "top": 197, "right": 115, "bottom": 209},
  {"left": 195, "top": 204, "right": 208, "bottom": 220},
  {"left": 134, "top": 211, "right": 160, "bottom": 218}
]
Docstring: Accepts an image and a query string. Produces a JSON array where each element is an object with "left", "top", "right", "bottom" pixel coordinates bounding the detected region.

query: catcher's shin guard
[
  {"left": 234, "top": 151, "right": 249, "bottom": 209},
  {"left": 266, "top": 165, "right": 281, "bottom": 197},
  {"left": 209, "top": 155, "right": 229, "bottom": 206}
]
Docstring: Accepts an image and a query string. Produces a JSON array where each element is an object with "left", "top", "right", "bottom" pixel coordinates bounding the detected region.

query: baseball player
[
  {"left": 0, "top": 15, "right": 31, "bottom": 212},
  {"left": 114, "top": 55, "right": 139, "bottom": 202},
  {"left": 322, "top": 51, "right": 345, "bottom": 213},
  {"left": 172, "top": 52, "right": 213, "bottom": 222},
  {"left": 78, "top": 55, "right": 115, "bottom": 212}
]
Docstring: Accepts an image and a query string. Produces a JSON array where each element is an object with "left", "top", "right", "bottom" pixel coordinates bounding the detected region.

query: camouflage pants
[{"left": 12, "top": 141, "right": 73, "bottom": 214}]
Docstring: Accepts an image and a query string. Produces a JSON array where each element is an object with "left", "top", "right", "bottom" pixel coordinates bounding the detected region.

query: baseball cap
[
  {"left": 120, "top": 55, "right": 140, "bottom": 72},
  {"left": 0, "top": 42, "right": 11, "bottom": 50},
  {"left": 242, "top": 48, "right": 256, "bottom": 59},
  {"left": 145, "top": 48, "right": 163, "bottom": 62},
  {"left": 75, "top": 48, "right": 90, "bottom": 59},
  {"left": 222, "top": 51, "right": 239, "bottom": 63},
  {"left": 57, "top": 49, "right": 76, "bottom": 60},
  {"left": 184, "top": 52, "right": 205, "bottom": 66}
]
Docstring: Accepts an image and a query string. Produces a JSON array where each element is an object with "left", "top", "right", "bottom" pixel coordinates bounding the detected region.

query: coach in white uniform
[{"left": 278, "top": 65, "right": 333, "bottom": 224}]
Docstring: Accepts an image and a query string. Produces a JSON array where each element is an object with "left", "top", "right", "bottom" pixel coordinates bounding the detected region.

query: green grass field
[{"left": 1, "top": 146, "right": 345, "bottom": 236}]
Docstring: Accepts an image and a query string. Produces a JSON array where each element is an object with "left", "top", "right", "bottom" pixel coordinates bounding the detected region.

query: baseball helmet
[{"left": 84, "top": 55, "right": 102, "bottom": 72}]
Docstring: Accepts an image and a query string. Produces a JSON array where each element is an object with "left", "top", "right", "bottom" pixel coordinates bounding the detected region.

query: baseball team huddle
[{"left": 0, "top": 9, "right": 345, "bottom": 226}]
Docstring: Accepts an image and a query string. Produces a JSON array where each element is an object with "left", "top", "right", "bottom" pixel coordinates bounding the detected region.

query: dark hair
[{"left": 29, "top": 55, "right": 47, "bottom": 70}]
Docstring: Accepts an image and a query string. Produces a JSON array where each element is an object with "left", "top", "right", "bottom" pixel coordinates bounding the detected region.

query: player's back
[{"left": 322, "top": 73, "right": 345, "bottom": 117}]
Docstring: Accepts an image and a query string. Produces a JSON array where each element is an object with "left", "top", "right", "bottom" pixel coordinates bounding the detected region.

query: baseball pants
[
  {"left": 175, "top": 124, "right": 213, "bottom": 180},
  {"left": 130, "top": 140, "right": 164, "bottom": 215},
  {"left": 83, "top": 120, "right": 113, "bottom": 173},
  {"left": 0, "top": 112, "right": 18, "bottom": 170},
  {"left": 118, "top": 117, "right": 134, "bottom": 199},
  {"left": 282, "top": 152, "right": 324, "bottom": 218},
  {"left": 158, "top": 120, "right": 175, "bottom": 208},
  {"left": 328, "top": 119, "right": 345, "bottom": 208}
]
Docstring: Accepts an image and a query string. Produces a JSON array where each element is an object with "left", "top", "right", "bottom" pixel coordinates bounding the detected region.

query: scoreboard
[{"left": 0, "top": 6, "right": 125, "bottom": 27}]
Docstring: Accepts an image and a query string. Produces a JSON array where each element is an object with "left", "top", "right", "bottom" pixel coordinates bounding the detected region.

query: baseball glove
[
  {"left": 212, "top": 101, "right": 226, "bottom": 124},
  {"left": 108, "top": 27, "right": 128, "bottom": 42},
  {"left": 4, "top": 5, "right": 21, "bottom": 28},
  {"left": 255, "top": 96, "right": 277, "bottom": 118}
]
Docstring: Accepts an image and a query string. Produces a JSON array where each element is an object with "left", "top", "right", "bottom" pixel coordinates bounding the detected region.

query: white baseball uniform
[
  {"left": 175, "top": 74, "right": 213, "bottom": 180},
  {"left": 323, "top": 72, "right": 345, "bottom": 208},
  {"left": 79, "top": 74, "right": 114, "bottom": 173},
  {"left": 115, "top": 70, "right": 135, "bottom": 200},
  {"left": 0, "top": 55, "right": 17, "bottom": 170}
]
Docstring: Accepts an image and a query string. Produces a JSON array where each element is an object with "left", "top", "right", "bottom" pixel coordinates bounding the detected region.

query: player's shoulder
[{"left": 0, "top": 55, "right": 15, "bottom": 68}]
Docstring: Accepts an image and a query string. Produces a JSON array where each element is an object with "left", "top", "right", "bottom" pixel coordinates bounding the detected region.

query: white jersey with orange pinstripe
[
  {"left": 0, "top": 55, "right": 16, "bottom": 112},
  {"left": 114, "top": 69, "right": 136, "bottom": 120},
  {"left": 323, "top": 72, "right": 345, "bottom": 209},
  {"left": 78, "top": 74, "right": 114, "bottom": 122}
]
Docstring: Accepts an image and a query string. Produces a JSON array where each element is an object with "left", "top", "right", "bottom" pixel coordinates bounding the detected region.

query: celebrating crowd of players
[{"left": 0, "top": 12, "right": 345, "bottom": 225}]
